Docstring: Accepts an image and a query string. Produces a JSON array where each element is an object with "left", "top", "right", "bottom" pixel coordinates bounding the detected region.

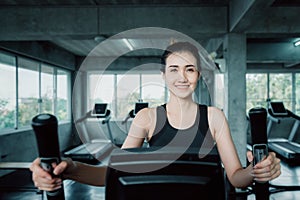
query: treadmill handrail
[
  {"left": 267, "top": 109, "right": 280, "bottom": 123},
  {"left": 286, "top": 110, "right": 300, "bottom": 121},
  {"left": 267, "top": 108, "right": 300, "bottom": 122}
]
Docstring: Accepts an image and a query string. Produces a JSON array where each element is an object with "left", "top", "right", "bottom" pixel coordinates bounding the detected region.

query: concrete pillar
[{"left": 223, "top": 33, "right": 247, "bottom": 166}]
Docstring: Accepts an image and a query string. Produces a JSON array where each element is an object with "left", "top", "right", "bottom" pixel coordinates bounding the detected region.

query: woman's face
[{"left": 163, "top": 51, "right": 200, "bottom": 99}]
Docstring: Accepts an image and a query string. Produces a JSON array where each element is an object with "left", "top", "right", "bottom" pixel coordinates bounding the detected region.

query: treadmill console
[
  {"left": 134, "top": 102, "right": 148, "bottom": 115},
  {"left": 270, "top": 102, "right": 288, "bottom": 116},
  {"left": 91, "top": 103, "right": 108, "bottom": 117}
]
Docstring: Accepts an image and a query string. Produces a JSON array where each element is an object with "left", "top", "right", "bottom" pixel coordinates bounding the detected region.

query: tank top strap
[{"left": 198, "top": 104, "right": 209, "bottom": 135}]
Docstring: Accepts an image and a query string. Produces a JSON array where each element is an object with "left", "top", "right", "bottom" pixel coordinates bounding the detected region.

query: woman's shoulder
[
  {"left": 207, "top": 106, "right": 223, "bottom": 113},
  {"left": 132, "top": 106, "right": 158, "bottom": 135},
  {"left": 133, "top": 106, "right": 157, "bottom": 123},
  {"left": 207, "top": 106, "right": 226, "bottom": 121}
]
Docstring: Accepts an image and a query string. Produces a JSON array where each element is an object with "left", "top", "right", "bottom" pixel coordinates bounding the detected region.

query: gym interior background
[{"left": 0, "top": 0, "right": 300, "bottom": 199}]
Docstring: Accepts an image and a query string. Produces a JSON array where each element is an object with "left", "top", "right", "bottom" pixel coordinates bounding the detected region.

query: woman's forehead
[{"left": 166, "top": 51, "right": 197, "bottom": 66}]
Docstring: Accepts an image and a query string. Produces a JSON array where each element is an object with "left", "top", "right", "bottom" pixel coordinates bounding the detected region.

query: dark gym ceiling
[{"left": 0, "top": 0, "right": 300, "bottom": 68}]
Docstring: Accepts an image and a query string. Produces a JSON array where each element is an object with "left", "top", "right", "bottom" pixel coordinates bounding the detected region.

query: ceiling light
[
  {"left": 294, "top": 40, "right": 300, "bottom": 47},
  {"left": 94, "top": 35, "right": 105, "bottom": 43},
  {"left": 122, "top": 38, "right": 134, "bottom": 51}
]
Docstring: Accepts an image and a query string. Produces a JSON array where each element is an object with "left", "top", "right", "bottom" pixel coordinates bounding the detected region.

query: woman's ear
[
  {"left": 198, "top": 71, "right": 201, "bottom": 80},
  {"left": 161, "top": 71, "right": 165, "bottom": 81}
]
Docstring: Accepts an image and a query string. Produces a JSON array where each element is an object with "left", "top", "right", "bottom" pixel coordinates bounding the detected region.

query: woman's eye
[
  {"left": 186, "top": 68, "right": 196, "bottom": 72},
  {"left": 170, "top": 68, "right": 177, "bottom": 72}
]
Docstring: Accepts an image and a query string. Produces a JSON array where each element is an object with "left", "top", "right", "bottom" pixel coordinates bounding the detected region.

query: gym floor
[{"left": 0, "top": 160, "right": 300, "bottom": 200}]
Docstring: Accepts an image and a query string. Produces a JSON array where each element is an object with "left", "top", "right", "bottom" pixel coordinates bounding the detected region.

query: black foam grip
[
  {"left": 248, "top": 107, "right": 269, "bottom": 200},
  {"left": 248, "top": 107, "right": 268, "bottom": 144},
  {"left": 32, "top": 114, "right": 65, "bottom": 200},
  {"left": 32, "top": 114, "right": 60, "bottom": 158}
]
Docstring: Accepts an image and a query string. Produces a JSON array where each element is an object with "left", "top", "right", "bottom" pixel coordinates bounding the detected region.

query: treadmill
[
  {"left": 64, "top": 103, "right": 114, "bottom": 163},
  {"left": 267, "top": 101, "right": 300, "bottom": 163},
  {"left": 122, "top": 102, "right": 149, "bottom": 132}
]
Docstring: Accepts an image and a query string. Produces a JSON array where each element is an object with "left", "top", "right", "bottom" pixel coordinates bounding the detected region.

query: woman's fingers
[
  {"left": 252, "top": 152, "right": 281, "bottom": 182},
  {"left": 34, "top": 176, "right": 62, "bottom": 191},
  {"left": 247, "top": 151, "right": 254, "bottom": 163},
  {"left": 53, "top": 160, "right": 68, "bottom": 176},
  {"left": 30, "top": 158, "right": 64, "bottom": 191},
  {"left": 30, "top": 158, "right": 52, "bottom": 180}
]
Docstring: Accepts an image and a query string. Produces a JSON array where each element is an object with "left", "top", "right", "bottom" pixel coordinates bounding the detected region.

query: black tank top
[{"left": 149, "top": 104, "right": 215, "bottom": 151}]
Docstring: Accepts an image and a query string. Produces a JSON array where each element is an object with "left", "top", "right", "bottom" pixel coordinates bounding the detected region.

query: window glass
[
  {"left": 296, "top": 73, "right": 300, "bottom": 116},
  {"left": 89, "top": 73, "right": 114, "bottom": 113},
  {"left": 141, "top": 74, "right": 165, "bottom": 107},
  {"left": 269, "top": 73, "right": 292, "bottom": 110},
  {"left": 246, "top": 73, "right": 268, "bottom": 112},
  {"left": 18, "top": 58, "right": 39, "bottom": 127},
  {"left": 0, "top": 52, "right": 72, "bottom": 133},
  {"left": 0, "top": 53, "right": 16, "bottom": 130},
  {"left": 117, "top": 74, "right": 139, "bottom": 119},
  {"left": 57, "top": 69, "right": 71, "bottom": 121},
  {"left": 214, "top": 73, "right": 224, "bottom": 110},
  {"left": 41, "top": 64, "right": 54, "bottom": 115}
]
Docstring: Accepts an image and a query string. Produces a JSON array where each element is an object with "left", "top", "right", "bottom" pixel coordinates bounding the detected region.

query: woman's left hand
[{"left": 247, "top": 151, "right": 281, "bottom": 182}]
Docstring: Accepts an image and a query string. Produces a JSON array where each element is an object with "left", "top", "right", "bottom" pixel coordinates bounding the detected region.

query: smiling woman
[
  {"left": 30, "top": 41, "right": 281, "bottom": 194},
  {"left": 122, "top": 42, "right": 281, "bottom": 188}
]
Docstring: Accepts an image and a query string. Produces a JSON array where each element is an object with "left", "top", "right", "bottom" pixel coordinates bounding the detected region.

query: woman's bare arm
[{"left": 209, "top": 107, "right": 281, "bottom": 188}]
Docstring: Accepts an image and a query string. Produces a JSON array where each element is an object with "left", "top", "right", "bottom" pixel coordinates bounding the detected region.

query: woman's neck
[
  {"left": 167, "top": 94, "right": 196, "bottom": 110},
  {"left": 166, "top": 95, "right": 198, "bottom": 129},
  {"left": 168, "top": 95, "right": 195, "bottom": 107}
]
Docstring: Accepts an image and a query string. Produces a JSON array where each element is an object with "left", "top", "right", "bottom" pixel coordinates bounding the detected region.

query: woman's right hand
[{"left": 30, "top": 158, "right": 70, "bottom": 191}]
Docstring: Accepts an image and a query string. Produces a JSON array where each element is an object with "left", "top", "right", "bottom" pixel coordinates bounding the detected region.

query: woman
[{"left": 30, "top": 41, "right": 281, "bottom": 191}]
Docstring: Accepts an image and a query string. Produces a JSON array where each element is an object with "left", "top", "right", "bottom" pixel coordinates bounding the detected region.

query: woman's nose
[{"left": 178, "top": 70, "right": 187, "bottom": 81}]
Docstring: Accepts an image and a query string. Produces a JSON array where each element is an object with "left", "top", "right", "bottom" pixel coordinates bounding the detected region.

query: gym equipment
[
  {"left": 248, "top": 107, "right": 269, "bottom": 200},
  {"left": 133, "top": 102, "right": 149, "bottom": 115},
  {"left": 91, "top": 103, "right": 108, "bottom": 117},
  {"left": 64, "top": 103, "right": 113, "bottom": 163},
  {"left": 105, "top": 147, "right": 226, "bottom": 200},
  {"left": 122, "top": 102, "right": 149, "bottom": 132},
  {"left": 31, "top": 113, "right": 65, "bottom": 200},
  {"left": 247, "top": 106, "right": 300, "bottom": 198},
  {"left": 267, "top": 101, "right": 300, "bottom": 163}
]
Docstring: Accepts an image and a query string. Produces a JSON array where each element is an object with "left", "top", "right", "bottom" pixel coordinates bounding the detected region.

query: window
[
  {"left": 269, "top": 73, "right": 292, "bottom": 110},
  {"left": 88, "top": 73, "right": 114, "bottom": 114},
  {"left": 296, "top": 73, "right": 300, "bottom": 115},
  {"left": 246, "top": 73, "right": 268, "bottom": 112},
  {"left": 0, "top": 51, "right": 72, "bottom": 133},
  {"left": 246, "top": 72, "right": 299, "bottom": 115},
  {"left": 0, "top": 53, "right": 16, "bottom": 130},
  {"left": 18, "top": 58, "right": 39, "bottom": 128},
  {"left": 57, "top": 69, "right": 71, "bottom": 121},
  {"left": 214, "top": 73, "right": 224, "bottom": 109},
  {"left": 117, "top": 74, "right": 140, "bottom": 118},
  {"left": 88, "top": 73, "right": 167, "bottom": 119},
  {"left": 141, "top": 74, "right": 165, "bottom": 107},
  {"left": 41, "top": 64, "right": 55, "bottom": 115}
]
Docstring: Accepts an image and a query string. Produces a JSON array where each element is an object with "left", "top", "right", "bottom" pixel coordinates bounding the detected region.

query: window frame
[
  {"left": 246, "top": 69, "right": 300, "bottom": 116},
  {"left": 87, "top": 70, "right": 167, "bottom": 120},
  {"left": 0, "top": 50, "right": 72, "bottom": 135}
]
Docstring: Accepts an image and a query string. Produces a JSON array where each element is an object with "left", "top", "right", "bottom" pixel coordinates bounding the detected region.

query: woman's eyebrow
[
  {"left": 167, "top": 64, "right": 196, "bottom": 68},
  {"left": 168, "top": 65, "right": 179, "bottom": 68},
  {"left": 185, "top": 64, "right": 196, "bottom": 68}
]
